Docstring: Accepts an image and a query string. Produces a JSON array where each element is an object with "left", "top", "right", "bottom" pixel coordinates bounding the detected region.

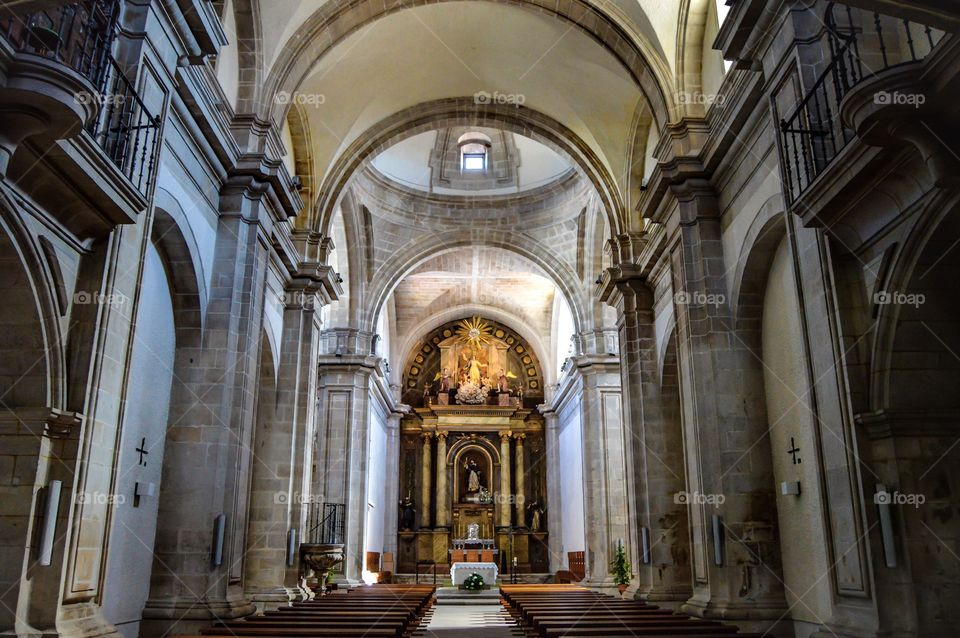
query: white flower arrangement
[{"left": 455, "top": 381, "right": 488, "bottom": 404}]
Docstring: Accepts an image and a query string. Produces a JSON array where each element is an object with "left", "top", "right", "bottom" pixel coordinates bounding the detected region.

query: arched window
[{"left": 458, "top": 132, "right": 492, "bottom": 172}]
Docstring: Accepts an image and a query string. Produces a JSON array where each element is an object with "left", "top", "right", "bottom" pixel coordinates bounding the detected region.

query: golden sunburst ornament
[{"left": 455, "top": 316, "right": 493, "bottom": 349}]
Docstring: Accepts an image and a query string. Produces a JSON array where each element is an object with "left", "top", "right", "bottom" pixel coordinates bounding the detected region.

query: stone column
[
  {"left": 435, "top": 432, "right": 449, "bottom": 528},
  {"left": 244, "top": 278, "right": 331, "bottom": 606},
  {"left": 665, "top": 178, "right": 785, "bottom": 620},
  {"left": 541, "top": 411, "right": 564, "bottom": 571},
  {"left": 499, "top": 431, "right": 512, "bottom": 527},
  {"left": 600, "top": 267, "right": 691, "bottom": 602},
  {"left": 513, "top": 434, "right": 526, "bottom": 527},
  {"left": 572, "top": 355, "right": 635, "bottom": 590},
  {"left": 382, "top": 413, "right": 403, "bottom": 561},
  {"left": 144, "top": 169, "right": 283, "bottom": 635},
  {"left": 420, "top": 433, "right": 433, "bottom": 529},
  {"left": 312, "top": 351, "right": 380, "bottom": 585}
]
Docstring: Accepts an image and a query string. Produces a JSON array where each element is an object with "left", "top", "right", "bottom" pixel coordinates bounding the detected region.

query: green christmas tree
[{"left": 610, "top": 540, "right": 631, "bottom": 587}]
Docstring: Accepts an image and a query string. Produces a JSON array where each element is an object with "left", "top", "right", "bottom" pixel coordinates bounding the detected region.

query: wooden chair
[{"left": 554, "top": 550, "right": 585, "bottom": 583}]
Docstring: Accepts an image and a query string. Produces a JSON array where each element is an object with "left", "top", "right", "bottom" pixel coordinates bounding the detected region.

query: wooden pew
[
  {"left": 501, "top": 585, "right": 760, "bottom": 638},
  {"left": 177, "top": 584, "right": 435, "bottom": 638}
]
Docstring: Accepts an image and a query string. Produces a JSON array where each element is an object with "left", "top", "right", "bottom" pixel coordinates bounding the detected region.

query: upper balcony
[
  {"left": 0, "top": 0, "right": 161, "bottom": 238},
  {"left": 777, "top": 3, "right": 949, "bottom": 214}
]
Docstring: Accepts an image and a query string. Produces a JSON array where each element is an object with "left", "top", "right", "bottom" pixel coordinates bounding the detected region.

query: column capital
[
  {"left": 499, "top": 431, "right": 513, "bottom": 442},
  {"left": 421, "top": 432, "right": 434, "bottom": 441},
  {"left": 597, "top": 265, "right": 654, "bottom": 311},
  {"left": 513, "top": 433, "right": 526, "bottom": 443},
  {"left": 436, "top": 431, "right": 448, "bottom": 442}
]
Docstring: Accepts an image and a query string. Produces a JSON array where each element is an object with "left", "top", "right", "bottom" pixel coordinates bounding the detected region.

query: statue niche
[{"left": 457, "top": 448, "right": 492, "bottom": 504}]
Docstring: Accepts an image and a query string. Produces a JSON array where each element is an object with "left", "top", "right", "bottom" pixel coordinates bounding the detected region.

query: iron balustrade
[
  {"left": 779, "top": 3, "right": 944, "bottom": 204},
  {"left": 86, "top": 56, "right": 161, "bottom": 194},
  {"left": 306, "top": 502, "right": 345, "bottom": 545},
  {"left": 0, "top": 0, "right": 120, "bottom": 91},
  {"left": 1, "top": 0, "right": 160, "bottom": 195}
]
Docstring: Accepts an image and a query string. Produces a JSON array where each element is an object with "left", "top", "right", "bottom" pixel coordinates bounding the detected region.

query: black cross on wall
[
  {"left": 787, "top": 437, "right": 801, "bottom": 465},
  {"left": 136, "top": 437, "right": 149, "bottom": 466}
]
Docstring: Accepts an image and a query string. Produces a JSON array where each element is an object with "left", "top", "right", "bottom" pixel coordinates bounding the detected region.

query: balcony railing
[
  {"left": 779, "top": 3, "right": 945, "bottom": 203},
  {"left": 0, "top": 0, "right": 120, "bottom": 89},
  {"left": 86, "top": 56, "right": 161, "bottom": 193},
  {"left": 1, "top": 0, "right": 160, "bottom": 195},
  {"left": 306, "top": 502, "right": 346, "bottom": 545}
]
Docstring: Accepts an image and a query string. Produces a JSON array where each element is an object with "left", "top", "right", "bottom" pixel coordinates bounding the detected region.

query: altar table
[{"left": 450, "top": 561, "right": 499, "bottom": 585}]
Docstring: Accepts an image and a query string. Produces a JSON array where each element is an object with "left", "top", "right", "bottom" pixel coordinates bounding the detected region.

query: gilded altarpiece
[{"left": 397, "top": 405, "right": 549, "bottom": 574}]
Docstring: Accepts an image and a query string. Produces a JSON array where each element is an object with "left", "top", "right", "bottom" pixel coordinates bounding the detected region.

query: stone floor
[{"left": 413, "top": 602, "right": 524, "bottom": 637}]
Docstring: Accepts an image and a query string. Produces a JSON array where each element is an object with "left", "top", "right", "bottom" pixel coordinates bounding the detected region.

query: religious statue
[
  {"left": 464, "top": 458, "right": 482, "bottom": 493},
  {"left": 438, "top": 367, "right": 452, "bottom": 393},
  {"left": 462, "top": 351, "right": 487, "bottom": 385},
  {"left": 527, "top": 499, "right": 545, "bottom": 531},
  {"left": 399, "top": 493, "right": 416, "bottom": 531},
  {"left": 497, "top": 369, "right": 509, "bottom": 394}
]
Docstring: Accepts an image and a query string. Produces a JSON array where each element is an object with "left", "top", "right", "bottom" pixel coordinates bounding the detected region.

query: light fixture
[
  {"left": 212, "top": 514, "right": 226, "bottom": 567},
  {"left": 712, "top": 515, "right": 724, "bottom": 566},
  {"left": 38, "top": 480, "right": 62, "bottom": 566},
  {"left": 286, "top": 528, "right": 297, "bottom": 567}
]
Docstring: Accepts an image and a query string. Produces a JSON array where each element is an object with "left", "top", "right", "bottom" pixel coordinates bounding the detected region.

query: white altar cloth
[{"left": 450, "top": 561, "right": 498, "bottom": 585}]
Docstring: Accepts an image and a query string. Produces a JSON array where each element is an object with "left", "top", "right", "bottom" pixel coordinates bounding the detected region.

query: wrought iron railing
[
  {"left": 779, "top": 3, "right": 945, "bottom": 203},
  {"left": 86, "top": 56, "right": 161, "bottom": 193},
  {"left": 1, "top": 0, "right": 160, "bottom": 194},
  {"left": 306, "top": 502, "right": 345, "bottom": 545},
  {"left": 0, "top": 0, "right": 120, "bottom": 89}
]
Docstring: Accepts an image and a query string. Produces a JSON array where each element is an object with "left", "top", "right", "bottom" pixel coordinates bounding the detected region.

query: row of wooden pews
[
  {"left": 501, "top": 585, "right": 761, "bottom": 638},
  {"left": 177, "top": 584, "right": 436, "bottom": 638}
]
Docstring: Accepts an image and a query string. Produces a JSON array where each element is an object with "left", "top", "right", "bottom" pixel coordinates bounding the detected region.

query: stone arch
[
  {"left": 145, "top": 200, "right": 217, "bottom": 618},
  {"left": 314, "top": 99, "right": 629, "bottom": 239},
  {"left": 0, "top": 190, "right": 62, "bottom": 409},
  {"left": 152, "top": 188, "right": 209, "bottom": 316},
  {"left": 0, "top": 190, "right": 65, "bottom": 633},
  {"left": 448, "top": 438, "right": 501, "bottom": 503},
  {"left": 730, "top": 194, "right": 788, "bottom": 338},
  {"left": 230, "top": 0, "right": 264, "bottom": 113},
  {"left": 675, "top": 0, "right": 715, "bottom": 117},
  {"left": 366, "top": 230, "right": 587, "bottom": 338},
  {"left": 400, "top": 315, "right": 547, "bottom": 406},
  {"left": 395, "top": 305, "right": 554, "bottom": 388},
  {"left": 261, "top": 0, "right": 674, "bottom": 129},
  {"left": 871, "top": 190, "right": 960, "bottom": 413},
  {"left": 243, "top": 329, "right": 284, "bottom": 597},
  {"left": 286, "top": 103, "right": 315, "bottom": 228}
]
